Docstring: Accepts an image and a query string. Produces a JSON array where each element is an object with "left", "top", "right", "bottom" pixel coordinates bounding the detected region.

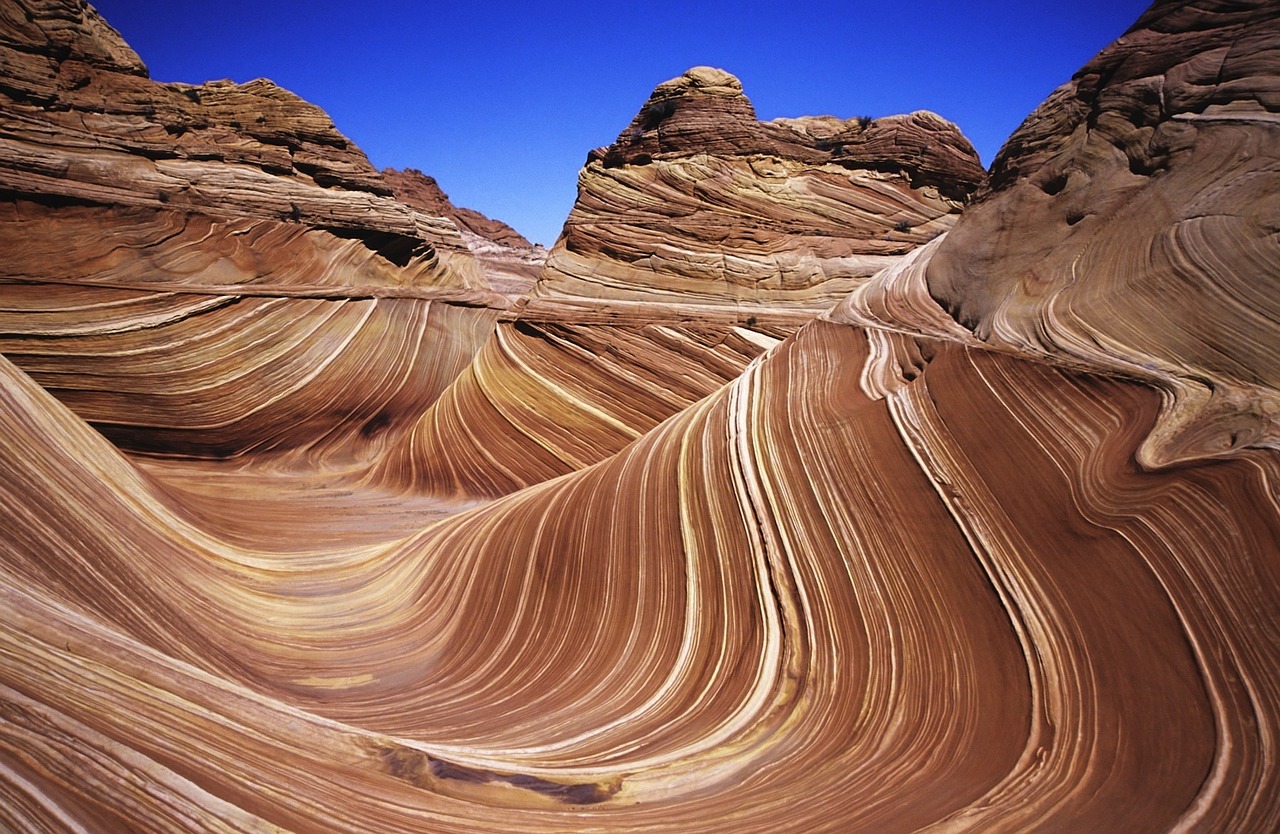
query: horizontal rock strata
[{"left": 538, "top": 66, "right": 986, "bottom": 309}]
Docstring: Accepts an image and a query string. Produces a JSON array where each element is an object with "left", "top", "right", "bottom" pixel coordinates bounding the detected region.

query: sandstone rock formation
[
  {"left": 837, "top": 0, "right": 1280, "bottom": 468},
  {"left": 537, "top": 66, "right": 986, "bottom": 309},
  {"left": 0, "top": 0, "right": 484, "bottom": 278},
  {"left": 381, "top": 167, "right": 534, "bottom": 249},
  {"left": 372, "top": 319, "right": 793, "bottom": 498},
  {"left": 0, "top": 0, "right": 511, "bottom": 458},
  {"left": 1, "top": 0, "right": 1279, "bottom": 832},
  {"left": 382, "top": 167, "right": 548, "bottom": 295}
]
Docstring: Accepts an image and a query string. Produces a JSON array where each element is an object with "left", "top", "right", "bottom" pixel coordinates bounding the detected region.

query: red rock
[
  {"left": 539, "top": 66, "right": 987, "bottom": 309},
  {"left": 382, "top": 166, "right": 547, "bottom": 293},
  {"left": 0, "top": 1, "right": 1278, "bottom": 832}
]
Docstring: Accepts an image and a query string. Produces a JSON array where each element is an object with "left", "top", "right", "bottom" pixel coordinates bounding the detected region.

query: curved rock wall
[
  {"left": 0, "top": 0, "right": 1278, "bottom": 831},
  {"left": 3, "top": 317, "right": 1278, "bottom": 830},
  {"left": 373, "top": 318, "right": 792, "bottom": 498},
  {"left": 921, "top": 0, "right": 1280, "bottom": 466},
  {"left": 0, "top": 0, "right": 506, "bottom": 460}
]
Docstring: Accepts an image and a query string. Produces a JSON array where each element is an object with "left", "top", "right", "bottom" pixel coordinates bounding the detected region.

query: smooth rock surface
[
  {"left": 1, "top": 1, "right": 1278, "bottom": 832},
  {"left": 919, "top": 0, "right": 1280, "bottom": 466}
]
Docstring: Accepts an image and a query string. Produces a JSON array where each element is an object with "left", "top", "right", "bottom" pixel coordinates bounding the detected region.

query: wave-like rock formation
[
  {"left": 537, "top": 66, "right": 986, "bottom": 309},
  {"left": 0, "top": 0, "right": 520, "bottom": 458},
  {"left": 373, "top": 318, "right": 792, "bottom": 498},
  {"left": 0, "top": 0, "right": 486, "bottom": 278},
  {"left": 836, "top": 0, "right": 1280, "bottom": 469},
  {"left": 2, "top": 0, "right": 1280, "bottom": 831},
  {"left": 4, "top": 316, "right": 1279, "bottom": 831}
]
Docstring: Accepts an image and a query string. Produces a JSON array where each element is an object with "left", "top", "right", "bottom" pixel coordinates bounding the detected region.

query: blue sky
[{"left": 92, "top": 1, "right": 1153, "bottom": 246}]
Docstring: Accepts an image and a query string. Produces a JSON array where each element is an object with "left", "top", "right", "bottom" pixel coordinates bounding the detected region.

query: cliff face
[
  {"left": 0, "top": 0, "right": 481, "bottom": 273},
  {"left": 1, "top": 1, "right": 1279, "bottom": 832},
  {"left": 382, "top": 167, "right": 547, "bottom": 294},
  {"left": 537, "top": 66, "right": 987, "bottom": 308},
  {"left": 0, "top": 0, "right": 507, "bottom": 459},
  {"left": 918, "top": 0, "right": 1280, "bottom": 466}
]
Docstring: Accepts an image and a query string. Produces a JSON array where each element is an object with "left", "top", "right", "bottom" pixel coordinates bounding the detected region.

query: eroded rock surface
[
  {"left": 0, "top": 0, "right": 482, "bottom": 274},
  {"left": 0, "top": 0, "right": 506, "bottom": 458},
  {"left": 918, "top": 0, "right": 1280, "bottom": 466},
  {"left": 1, "top": 1, "right": 1279, "bottom": 832},
  {"left": 538, "top": 66, "right": 986, "bottom": 308},
  {"left": 382, "top": 167, "right": 548, "bottom": 294}
]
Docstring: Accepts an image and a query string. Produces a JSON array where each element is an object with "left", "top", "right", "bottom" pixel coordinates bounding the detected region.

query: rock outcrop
[
  {"left": 381, "top": 167, "right": 533, "bottom": 249},
  {"left": 1, "top": 1, "right": 1279, "bottom": 832},
  {"left": 383, "top": 167, "right": 547, "bottom": 294},
  {"left": 537, "top": 66, "right": 986, "bottom": 309},
  {"left": 0, "top": 0, "right": 484, "bottom": 279},
  {"left": 0, "top": 0, "right": 506, "bottom": 459},
  {"left": 841, "top": 0, "right": 1280, "bottom": 468}
]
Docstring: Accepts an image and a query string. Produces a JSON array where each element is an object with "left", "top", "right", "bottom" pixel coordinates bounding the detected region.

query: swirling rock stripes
[
  {"left": 923, "top": 0, "right": 1280, "bottom": 466},
  {"left": 374, "top": 319, "right": 793, "bottom": 498},
  {"left": 0, "top": 0, "right": 487, "bottom": 275},
  {"left": 0, "top": 281, "right": 497, "bottom": 458},
  {"left": 913, "top": 348, "right": 1280, "bottom": 831},
  {"left": 1, "top": 0, "right": 1278, "bottom": 830},
  {"left": 7, "top": 309, "right": 1275, "bottom": 829},
  {"left": 0, "top": 201, "right": 493, "bottom": 295},
  {"left": 539, "top": 155, "right": 962, "bottom": 307}
]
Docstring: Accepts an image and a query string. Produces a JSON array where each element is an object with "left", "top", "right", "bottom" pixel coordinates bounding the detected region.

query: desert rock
[
  {"left": 0, "top": 0, "right": 505, "bottom": 458},
  {"left": 0, "top": 1, "right": 1278, "bottom": 832},
  {"left": 537, "top": 66, "right": 986, "bottom": 308},
  {"left": 383, "top": 167, "right": 548, "bottom": 294},
  {"left": 918, "top": 0, "right": 1280, "bottom": 466}
]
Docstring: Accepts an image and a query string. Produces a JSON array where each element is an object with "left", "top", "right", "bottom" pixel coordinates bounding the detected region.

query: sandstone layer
[
  {"left": 382, "top": 167, "right": 548, "bottom": 295},
  {"left": 1, "top": 0, "right": 1279, "bottom": 832},
  {"left": 0, "top": 0, "right": 486, "bottom": 281},
  {"left": 537, "top": 66, "right": 987, "bottom": 309},
  {"left": 916, "top": 0, "right": 1280, "bottom": 466},
  {"left": 0, "top": 0, "right": 510, "bottom": 458},
  {"left": 372, "top": 318, "right": 793, "bottom": 498}
]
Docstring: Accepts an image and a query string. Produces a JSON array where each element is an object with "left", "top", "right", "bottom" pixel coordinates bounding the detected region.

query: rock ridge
[
  {"left": 920, "top": 0, "right": 1280, "bottom": 466},
  {"left": 0, "top": 0, "right": 487, "bottom": 283},
  {"left": 539, "top": 66, "right": 987, "bottom": 308},
  {"left": 592, "top": 66, "right": 985, "bottom": 201}
]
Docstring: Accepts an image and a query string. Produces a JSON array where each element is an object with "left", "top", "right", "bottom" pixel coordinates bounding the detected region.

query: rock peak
[
  {"left": 588, "top": 67, "right": 984, "bottom": 202},
  {"left": 0, "top": 0, "right": 147, "bottom": 90},
  {"left": 604, "top": 66, "right": 758, "bottom": 162},
  {"left": 654, "top": 66, "right": 745, "bottom": 98}
]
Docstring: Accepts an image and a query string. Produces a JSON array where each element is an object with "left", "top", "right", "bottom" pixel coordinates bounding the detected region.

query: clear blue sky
[{"left": 92, "top": 1, "right": 1152, "bottom": 246}]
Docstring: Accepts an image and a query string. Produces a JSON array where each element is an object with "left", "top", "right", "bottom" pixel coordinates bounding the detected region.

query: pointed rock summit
[
  {"left": 540, "top": 66, "right": 987, "bottom": 309},
  {"left": 592, "top": 66, "right": 985, "bottom": 199},
  {"left": 596, "top": 66, "right": 760, "bottom": 162}
]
